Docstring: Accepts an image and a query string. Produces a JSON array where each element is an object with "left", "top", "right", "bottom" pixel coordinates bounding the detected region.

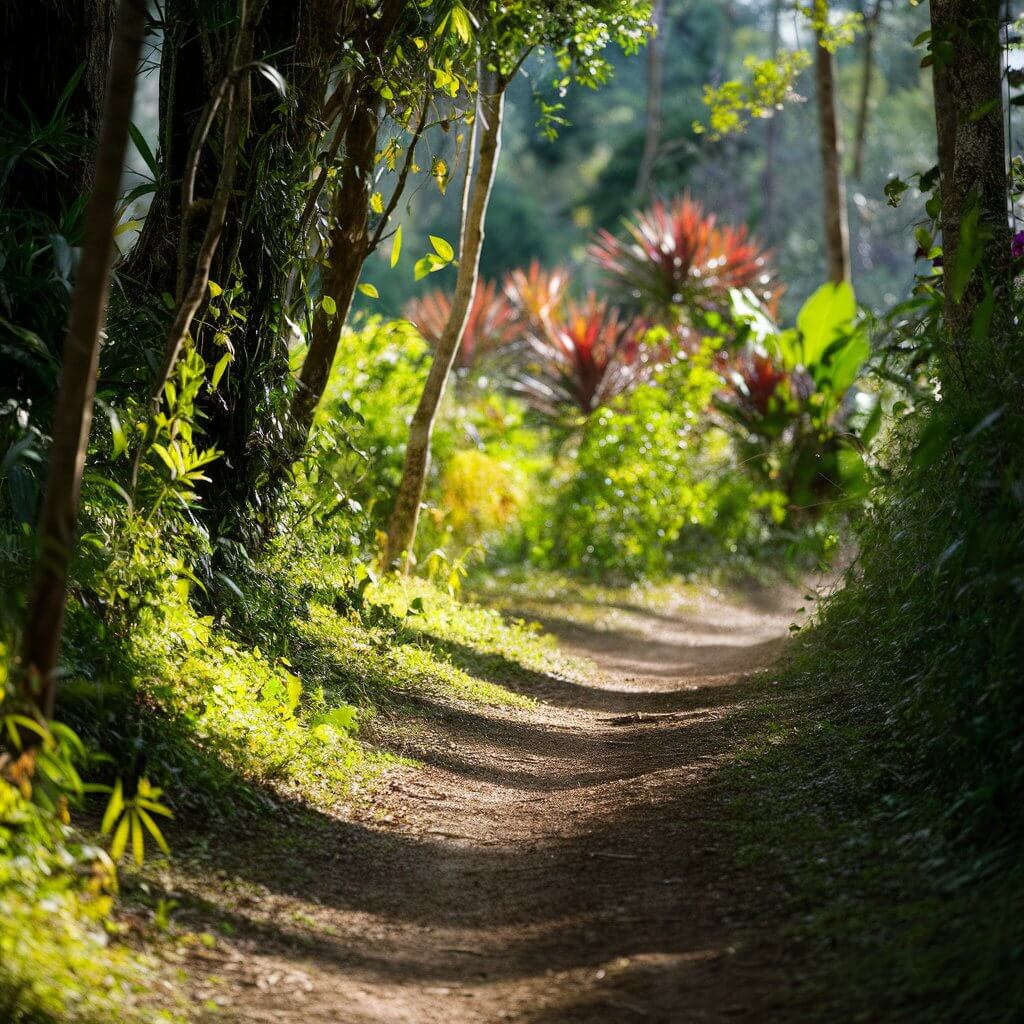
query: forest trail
[{"left": 173, "top": 586, "right": 807, "bottom": 1022}]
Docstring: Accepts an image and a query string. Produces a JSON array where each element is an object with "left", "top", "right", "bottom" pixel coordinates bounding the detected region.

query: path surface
[{"left": 175, "top": 586, "right": 805, "bottom": 1022}]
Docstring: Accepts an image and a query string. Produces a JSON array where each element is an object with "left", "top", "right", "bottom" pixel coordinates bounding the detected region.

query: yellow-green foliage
[{"left": 440, "top": 449, "right": 525, "bottom": 542}]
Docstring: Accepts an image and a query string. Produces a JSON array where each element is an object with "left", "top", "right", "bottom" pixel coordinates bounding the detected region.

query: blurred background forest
[{"left": 354, "top": 0, "right": 935, "bottom": 316}]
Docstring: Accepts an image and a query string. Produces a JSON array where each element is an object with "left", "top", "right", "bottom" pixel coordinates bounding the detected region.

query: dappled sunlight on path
[{"left": 171, "top": 584, "right": 808, "bottom": 1023}]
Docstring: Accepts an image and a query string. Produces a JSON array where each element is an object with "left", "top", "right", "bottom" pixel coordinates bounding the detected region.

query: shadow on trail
[{"left": 164, "top": 590, "right": 800, "bottom": 1022}]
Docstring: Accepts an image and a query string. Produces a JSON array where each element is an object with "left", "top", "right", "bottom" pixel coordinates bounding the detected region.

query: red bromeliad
[
  {"left": 514, "top": 292, "right": 652, "bottom": 417},
  {"left": 590, "top": 193, "right": 777, "bottom": 316},
  {"left": 503, "top": 261, "right": 571, "bottom": 332}
]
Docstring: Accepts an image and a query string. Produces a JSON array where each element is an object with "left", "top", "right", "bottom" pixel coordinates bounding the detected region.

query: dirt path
[{"left": 170, "top": 585, "right": 806, "bottom": 1022}]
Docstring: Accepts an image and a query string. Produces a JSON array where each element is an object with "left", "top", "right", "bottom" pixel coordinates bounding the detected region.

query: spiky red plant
[
  {"left": 513, "top": 293, "right": 652, "bottom": 417},
  {"left": 403, "top": 279, "right": 520, "bottom": 369},
  {"left": 503, "top": 261, "right": 570, "bottom": 333},
  {"left": 590, "top": 194, "right": 777, "bottom": 316},
  {"left": 728, "top": 350, "right": 789, "bottom": 416}
]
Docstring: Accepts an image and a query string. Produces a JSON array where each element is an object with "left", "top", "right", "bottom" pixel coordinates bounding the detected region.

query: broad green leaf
[
  {"left": 321, "top": 295, "right": 337, "bottom": 316},
  {"left": 796, "top": 281, "right": 856, "bottom": 366},
  {"left": 208, "top": 280, "right": 223, "bottom": 298},
  {"left": 358, "top": 283, "right": 379, "bottom": 298}
]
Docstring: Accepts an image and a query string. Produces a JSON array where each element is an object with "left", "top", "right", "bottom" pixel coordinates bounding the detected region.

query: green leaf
[
  {"left": 110, "top": 814, "right": 130, "bottom": 861},
  {"left": 210, "top": 352, "right": 232, "bottom": 390},
  {"left": 390, "top": 224, "right": 402, "bottom": 268},
  {"left": 128, "top": 122, "right": 159, "bottom": 178},
  {"left": 358, "top": 283, "right": 379, "bottom": 299},
  {"left": 101, "top": 780, "right": 124, "bottom": 834},
  {"left": 136, "top": 806, "right": 171, "bottom": 854},
  {"left": 208, "top": 280, "right": 223, "bottom": 298},
  {"left": 321, "top": 295, "right": 337, "bottom": 316},
  {"left": 130, "top": 812, "right": 144, "bottom": 864},
  {"left": 796, "top": 281, "right": 857, "bottom": 366},
  {"left": 429, "top": 235, "right": 454, "bottom": 261}
]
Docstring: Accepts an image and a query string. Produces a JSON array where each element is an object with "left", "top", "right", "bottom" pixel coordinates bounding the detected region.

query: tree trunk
[
  {"left": 291, "top": 97, "right": 381, "bottom": 439},
  {"left": 814, "top": 29, "right": 852, "bottom": 284},
  {"left": 0, "top": 0, "right": 117, "bottom": 218},
  {"left": 20, "top": 0, "right": 146, "bottom": 720},
  {"left": 762, "top": 0, "right": 783, "bottom": 237},
  {"left": 929, "top": 0, "right": 1010, "bottom": 385},
  {"left": 634, "top": 0, "right": 666, "bottom": 200},
  {"left": 851, "top": 2, "right": 881, "bottom": 181},
  {"left": 384, "top": 74, "right": 506, "bottom": 571}
]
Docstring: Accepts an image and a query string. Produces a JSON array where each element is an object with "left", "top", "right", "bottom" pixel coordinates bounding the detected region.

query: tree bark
[
  {"left": 0, "top": 0, "right": 118, "bottom": 218},
  {"left": 291, "top": 96, "right": 381, "bottom": 439},
  {"left": 634, "top": 0, "right": 666, "bottom": 200},
  {"left": 762, "top": 0, "right": 783, "bottom": 237},
  {"left": 20, "top": 0, "right": 146, "bottom": 720},
  {"left": 929, "top": 0, "right": 1010, "bottom": 384},
  {"left": 384, "top": 72, "right": 506, "bottom": 572},
  {"left": 851, "top": 1, "right": 881, "bottom": 181},
  {"left": 814, "top": 29, "right": 852, "bottom": 284}
]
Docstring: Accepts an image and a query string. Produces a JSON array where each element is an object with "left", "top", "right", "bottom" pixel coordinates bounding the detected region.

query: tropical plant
[
  {"left": 404, "top": 280, "right": 520, "bottom": 370},
  {"left": 513, "top": 293, "right": 652, "bottom": 418},
  {"left": 503, "top": 261, "right": 571, "bottom": 332},
  {"left": 590, "top": 193, "right": 777, "bottom": 318},
  {"left": 715, "top": 281, "right": 871, "bottom": 511}
]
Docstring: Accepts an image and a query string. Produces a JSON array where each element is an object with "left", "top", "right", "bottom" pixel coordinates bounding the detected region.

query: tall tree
[
  {"left": 762, "top": 0, "right": 784, "bottom": 236},
  {"left": 20, "top": 0, "right": 147, "bottom": 720},
  {"left": 383, "top": 0, "right": 652, "bottom": 570},
  {"left": 812, "top": 1, "right": 852, "bottom": 284},
  {"left": 928, "top": 0, "right": 1011, "bottom": 387},
  {"left": 0, "top": 0, "right": 117, "bottom": 218},
  {"left": 384, "top": 69, "right": 505, "bottom": 569},
  {"left": 851, "top": 0, "right": 883, "bottom": 181},
  {"left": 634, "top": 0, "right": 667, "bottom": 200}
]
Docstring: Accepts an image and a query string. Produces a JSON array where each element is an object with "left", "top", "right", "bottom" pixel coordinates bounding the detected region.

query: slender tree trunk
[
  {"left": 20, "top": 0, "right": 146, "bottom": 720},
  {"left": 291, "top": 98, "right": 381, "bottom": 439},
  {"left": 814, "top": 29, "right": 852, "bottom": 284},
  {"left": 634, "top": 0, "right": 666, "bottom": 200},
  {"left": 928, "top": 0, "right": 1010, "bottom": 386},
  {"left": 762, "top": 0, "right": 783, "bottom": 237},
  {"left": 384, "top": 73, "right": 506, "bottom": 571},
  {"left": 851, "top": 2, "right": 881, "bottom": 181}
]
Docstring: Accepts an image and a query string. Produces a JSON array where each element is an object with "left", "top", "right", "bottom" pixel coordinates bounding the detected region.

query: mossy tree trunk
[{"left": 929, "top": 0, "right": 1010, "bottom": 391}]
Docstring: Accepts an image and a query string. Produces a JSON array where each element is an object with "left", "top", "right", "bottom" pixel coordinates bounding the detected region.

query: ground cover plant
[{"left": 1, "top": 0, "right": 1022, "bottom": 1019}]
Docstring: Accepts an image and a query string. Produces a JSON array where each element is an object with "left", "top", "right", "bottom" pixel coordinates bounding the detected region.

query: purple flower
[{"left": 1012, "top": 230, "right": 1024, "bottom": 259}]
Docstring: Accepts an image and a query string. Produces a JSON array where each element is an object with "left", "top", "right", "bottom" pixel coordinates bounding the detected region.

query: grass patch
[{"left": 720, "top": 648, "right": 1024, "bottom": 1022}]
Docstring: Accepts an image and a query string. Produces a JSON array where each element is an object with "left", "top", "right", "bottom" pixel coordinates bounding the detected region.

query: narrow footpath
[{"left": 170, "top": 586, "right": 806, "bottom": 1023}]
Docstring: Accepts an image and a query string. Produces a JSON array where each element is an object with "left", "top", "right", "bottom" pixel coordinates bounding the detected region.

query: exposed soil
[{"left": 162, "top": 584, "right": 809, "bottom": 1022}]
